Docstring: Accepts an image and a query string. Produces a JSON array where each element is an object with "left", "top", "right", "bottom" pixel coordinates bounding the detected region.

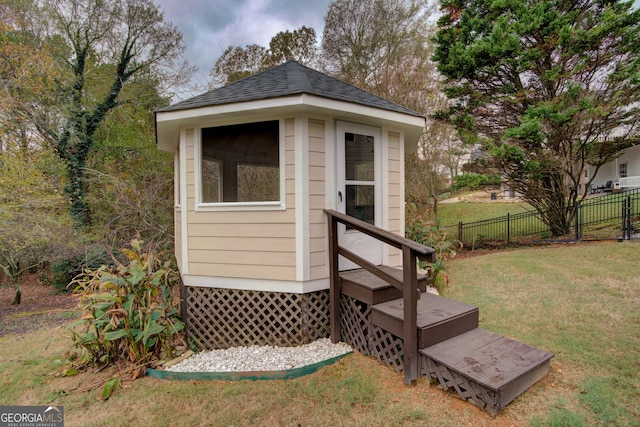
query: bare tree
[
  {"left": 267, "top": 26, "right": 317, "bottom": 67},
  {"left": 322, "top": 1, "right": 465, "bottom": 212},
  {"left": 0, "top": 151, "right": 74, "bottom": 304},
  {"left": 321, "top": 0, "right": 434, "bottom": 106},
  {"left": 10, "top": 0, "right": 192, "bottom": 227},
  {"left": 209, "top": 26, "right": 318, "bottom": 88},
  {"left": 209, "top": 44, "right": 269, "bottom": 88}
]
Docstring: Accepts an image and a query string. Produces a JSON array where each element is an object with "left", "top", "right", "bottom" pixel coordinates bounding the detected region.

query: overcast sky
[
  {"left": 156, "top": 0, "right": 640, "bottom": 99},
  {"left": 156, "top": 0, "right": 333, "bottom": 92}
]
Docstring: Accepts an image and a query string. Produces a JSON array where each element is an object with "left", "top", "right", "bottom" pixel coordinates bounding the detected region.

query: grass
[
  {"left": 445, "top": 241, "right": 640, "bottom": 426},
  {"left": 435, "top": 200, "right": 534, "bottom": 226},
  {"left": 434, "top": 191, "right": 639, "bottom": 245},
  {"left": 1, "top": 241, "right": 639, "bottom": 426}
]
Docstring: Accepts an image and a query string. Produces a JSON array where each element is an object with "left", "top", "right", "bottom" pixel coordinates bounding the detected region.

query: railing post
[
  {"left": 507, "top": 213, "right": 510, "bottom": 244},
  {"left": 458, "top": 221, "right": 462, "bottom": 245},
  {"left": 402, "top": 245, "right": 418, "bottom": 386},
  {"left": 327, "top": 214, "right": 341, "bottom": 343}
]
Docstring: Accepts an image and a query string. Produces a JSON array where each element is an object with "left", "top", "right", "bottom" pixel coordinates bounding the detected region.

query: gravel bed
[{"left": 167, "top": 339, "right": 352, "bottom": 373}]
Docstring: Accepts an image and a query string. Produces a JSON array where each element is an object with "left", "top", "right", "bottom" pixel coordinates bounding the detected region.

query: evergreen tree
[{"left": 434, "top": 0, "right": 640, "bottom": 236}]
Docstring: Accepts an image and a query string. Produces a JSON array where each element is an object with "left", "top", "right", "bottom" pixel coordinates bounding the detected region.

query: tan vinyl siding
[
  {"left": 387, "top": 131, "right": 403, "bottom": 266},
  {"left": 308, "top": 118, "right": 327, "bottom": 279},
  {"left": 184, "top": 118, "right": 298, "bottom": 282}
]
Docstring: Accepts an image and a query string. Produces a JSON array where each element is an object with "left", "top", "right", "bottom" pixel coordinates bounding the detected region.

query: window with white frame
[
  {"left": 200, "top": 120, "right": 280, "bottom": 204},
  {"left": 619, "top": 163, "right": 628, "bottom": 178}
]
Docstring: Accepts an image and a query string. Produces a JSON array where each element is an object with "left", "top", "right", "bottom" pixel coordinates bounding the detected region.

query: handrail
[
  {"left": 325, "top": 209, "right": 436, "bottom": 385},
  {"left": 325, "top": 210, "right": 436, "bottom": 261}
]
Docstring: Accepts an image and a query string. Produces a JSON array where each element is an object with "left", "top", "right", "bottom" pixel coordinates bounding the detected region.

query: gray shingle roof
[{"left": 157, "top": 60, "right": 422, "bottom": 118}]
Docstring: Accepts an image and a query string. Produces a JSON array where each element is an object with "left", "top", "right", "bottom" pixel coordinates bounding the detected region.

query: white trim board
[{"left": 183, "top": 274, "right": 330, "bottom": 294}]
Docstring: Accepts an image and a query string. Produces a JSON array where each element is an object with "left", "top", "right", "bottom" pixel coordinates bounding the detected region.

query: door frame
[{"left": 335, "top": 121, "right": 384, "bottom": 270}]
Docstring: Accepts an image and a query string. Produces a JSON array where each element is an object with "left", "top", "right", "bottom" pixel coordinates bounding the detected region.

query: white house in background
[
  {"left": 584, "top": 144, "right": 640, "bottom": 194},
  {"left": 155, "top": 60, "right": 425, "bottom": 350}
]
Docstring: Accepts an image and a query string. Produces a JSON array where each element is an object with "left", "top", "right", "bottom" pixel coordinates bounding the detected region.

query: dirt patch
[
  {"left": 441, "top": 189, "right": 522, "bottom": 204},
  {"left": 0, "top": 276, "right": 79, "bottom": 337}
]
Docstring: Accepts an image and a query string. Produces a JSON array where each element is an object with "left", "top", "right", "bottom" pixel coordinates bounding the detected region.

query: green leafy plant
[
  {"left": 67, "top": 239, "right": 185, "bottom": 390},
  {"left": 405, "top": 209, "right": 462, "bottom": 291},
  {"left": 450, "top": 173, "right": 501, "bottom": 191},
  {"left": 51, "top": 245, "right": 120, "bottom": 293}
]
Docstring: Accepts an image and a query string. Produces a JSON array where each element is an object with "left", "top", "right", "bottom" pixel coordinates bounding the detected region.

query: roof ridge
[{"left": 285, "top": 60, "right": 313, "bottom": 93}]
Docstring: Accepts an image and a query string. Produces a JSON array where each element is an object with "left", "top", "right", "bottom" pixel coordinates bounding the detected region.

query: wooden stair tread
[
  {"left": 420, "top": 328, "right": 554, "bottom": 391},
  {"left": 340, "top": 266, "right": 428, "bottom": 305},
  {"left": 371, "top": 294, "right": 479, "bottom": 348}
]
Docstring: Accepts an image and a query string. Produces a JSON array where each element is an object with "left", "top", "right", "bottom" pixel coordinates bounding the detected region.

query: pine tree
[{"left": 434, "top": 0, "right": 640, "bottom": 236}]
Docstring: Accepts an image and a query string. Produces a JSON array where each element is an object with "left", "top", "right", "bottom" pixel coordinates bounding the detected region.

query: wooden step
[
  {"left": 420, "top": 328, "right": 554, "bottom": 414},
  {"left": 371, "top": 293, "right": 479, "bottom": 348},
  {"left": 339, "top": 266, "right": 429, "bottom": 305}
]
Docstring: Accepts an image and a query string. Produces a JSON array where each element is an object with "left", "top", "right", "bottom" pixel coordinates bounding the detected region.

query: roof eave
[{"left": 156, "top": 94, "right": 425, "bottom": 153}]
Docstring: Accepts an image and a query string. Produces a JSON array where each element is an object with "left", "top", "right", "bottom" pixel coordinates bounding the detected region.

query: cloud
[{"left": 156, "top": 0, "right": 332, "bottom": 88}]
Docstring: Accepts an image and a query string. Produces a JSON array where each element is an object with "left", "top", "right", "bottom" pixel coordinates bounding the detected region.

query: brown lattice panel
[
  {"left": 420, "top": 328, "right": 554, "bottom": 415},
  {"left": 339, "top": 294, "right": 371, "bottom": 355},
  {"left": 370, "top": 325, "right": 404, "bottom": 372},
  {"left": 302, "top": 290, "right": 331, "bottom": 341},
  {"left": 422, "top": 356, "right": 500, "bottom": 414},
  {"left": 185, "top": 286, "right": 330, "bottom": 350},
  {"left": 339, "top": 294, "right": 405, "bottom": 371}
]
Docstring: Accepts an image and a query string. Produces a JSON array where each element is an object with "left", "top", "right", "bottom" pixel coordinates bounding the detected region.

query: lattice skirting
[
  {"left": 339, "top": 294, "right": 405, "bottom": 372},
  {"left": 422, "top": 356, "right": 500, "bottom": 415},
  {"left": 184, "top": 286, "right": 330, "bottom": 350}
]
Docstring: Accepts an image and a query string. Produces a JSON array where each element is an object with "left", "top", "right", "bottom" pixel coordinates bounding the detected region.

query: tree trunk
[
  {"left": 66, "top": 159, "right": 90, "bottom": 227},
  {"left": 11, "top": 287, "right": 21, "bottom": 305}
]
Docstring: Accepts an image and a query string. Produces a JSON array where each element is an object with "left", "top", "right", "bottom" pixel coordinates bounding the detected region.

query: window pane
[
  {"left": 201, "top": 121, "right": 279, "bottom": 203},
  {"left": 237, "top": 164, "right": 279, "bottom": 202},
  {"left": 346, "top": 184, "right": 374, "bottom": 227},
  {"left": 202, "top": 158, "right": 221, "bottom": 202},
  {"left": 620, "top": 163, "right": 628, "bottom": 178},
  {"left": 345, "top": 132, "right": 374, "bottom": 181}
]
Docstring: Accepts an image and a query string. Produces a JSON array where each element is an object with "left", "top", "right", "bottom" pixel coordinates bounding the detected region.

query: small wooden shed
[{"left": 155, "top": 60, "right": 425, "bottom": 349}]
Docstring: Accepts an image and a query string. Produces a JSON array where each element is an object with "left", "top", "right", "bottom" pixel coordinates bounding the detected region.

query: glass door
[{"left": 336, "top": 122, "right": 383, "bottom": 270}]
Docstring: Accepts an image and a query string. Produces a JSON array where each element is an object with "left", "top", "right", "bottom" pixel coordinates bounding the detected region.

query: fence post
[
  {"left": 628, "top": 196, "right": 633, "bottom": 240},
  {"left": 574, "top": 201, "right": 580, "bottom": 241},
  {"left": 507, "top": 213, "right": 510, "bottom": 244},
  {"left": 622, "top": 198, "right": 627, "bottom": 240},
  {"left": 458, "top": 221, "right": 462, "bottom": 244},
  {"left": 623, "top": 196, "right": 632, "bottom": 240},
  {"left": 628, "top": 197, "right": 631, "bottom": 239}
]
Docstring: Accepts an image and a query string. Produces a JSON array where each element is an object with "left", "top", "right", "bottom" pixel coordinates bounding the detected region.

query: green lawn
[
  {"left": 433, "top": 191, "right": 638, "bottom": 245},
  {"left": 1, "top": 241, "right": 638, "bottom": 426},
  {"left": 435, "top": 200, "right": 534, "bottom": 226},
  {"left": 445, "top": 241, "right": 640, "bottom": 426}
]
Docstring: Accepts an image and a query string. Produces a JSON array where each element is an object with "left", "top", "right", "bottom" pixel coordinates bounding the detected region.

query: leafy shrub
[
  {"left": 67, "top": 239, "right": 184, "bottom": 380},
  {"left": 50, "top": 245, "right": 120, "bottom": 293},
  {"left": 405, "top": 210, "right": 462, "bottom": 291},
  {"left": 451, "top": 173, "right": 501, "bottom": 191}
]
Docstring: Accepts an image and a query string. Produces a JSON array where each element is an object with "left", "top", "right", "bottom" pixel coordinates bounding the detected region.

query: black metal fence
[{"left": 447, "top": 188, "right": 640, "bottom": 248}]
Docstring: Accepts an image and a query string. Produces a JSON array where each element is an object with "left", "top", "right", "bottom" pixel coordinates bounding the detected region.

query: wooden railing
[{"left": 325, "top": 209, "right": 436, "bottom": 385}]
